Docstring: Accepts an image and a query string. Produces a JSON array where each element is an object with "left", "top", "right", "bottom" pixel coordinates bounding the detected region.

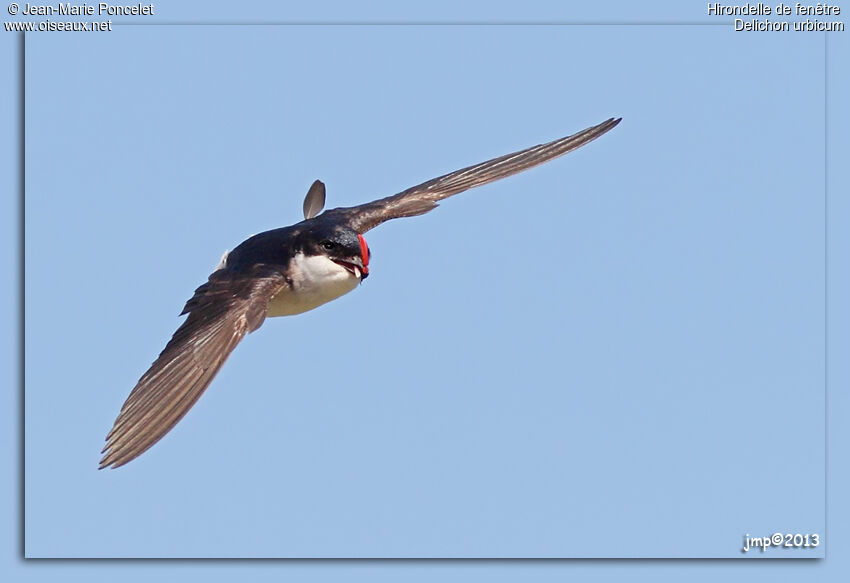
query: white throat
[{"left": 266, "top": 252, "right": 360, "bottom": 317}]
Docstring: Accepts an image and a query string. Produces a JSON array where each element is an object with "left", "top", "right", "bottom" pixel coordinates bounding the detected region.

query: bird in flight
[{"left": 99, "top": 117, "right": 622, "bottom": 469}]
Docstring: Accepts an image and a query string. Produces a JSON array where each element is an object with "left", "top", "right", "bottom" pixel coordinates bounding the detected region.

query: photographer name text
[{"left": 19, "top": 2, "right": 153, "bottom": 16}]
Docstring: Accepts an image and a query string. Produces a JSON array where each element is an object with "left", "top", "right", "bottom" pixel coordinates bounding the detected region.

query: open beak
[
  {"left": 331, "top": 234, "right": 370, "bottom": 280},
  {"left": 333, "top": 257, "right": 369, "bottom": 280}
]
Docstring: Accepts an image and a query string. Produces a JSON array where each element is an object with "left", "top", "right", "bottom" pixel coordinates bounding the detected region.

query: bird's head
[
  {"left": 297, "top": 179, "right": 371, "bottom": 281},
  {"left": 301, "top": 226, "right": 370, "bottom": 281}
]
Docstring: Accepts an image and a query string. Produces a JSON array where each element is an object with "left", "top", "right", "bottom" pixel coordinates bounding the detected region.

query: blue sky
[{"left": 4, "top": 0, "right": 850, "bottom": 580}]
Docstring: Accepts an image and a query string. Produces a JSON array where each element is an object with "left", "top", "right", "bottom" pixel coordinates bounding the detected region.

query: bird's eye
[{"left": 321, "top": 240, "right": 336, "bottom": 250}]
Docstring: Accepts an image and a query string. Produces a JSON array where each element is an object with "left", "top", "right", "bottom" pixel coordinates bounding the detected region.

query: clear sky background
[{"left": 4, "top": 0, "right": 850, "bottom": 580}]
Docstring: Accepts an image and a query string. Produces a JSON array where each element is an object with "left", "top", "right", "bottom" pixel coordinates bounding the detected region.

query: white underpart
[{"left": 266, "top": 252, "right": 360, "bottom": 317}]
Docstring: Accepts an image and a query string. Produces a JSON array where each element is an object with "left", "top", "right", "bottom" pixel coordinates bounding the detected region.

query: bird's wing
[
  {"left": 99, "top": 265, "right": 288, "bottom": 469},
  {"left": 321, "top": 117, "right": 621, "bottom": 233},
  {"left": 302, "top": 179, "right": 326, "bottom": 220}
]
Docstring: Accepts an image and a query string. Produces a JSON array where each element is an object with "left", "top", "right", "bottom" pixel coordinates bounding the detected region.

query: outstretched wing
[
  {"left": 321, "top": 117, "right": 621, "bottom": 233},
  {"left": 99, "top": 266, "right": 288, "bottom": 469}
]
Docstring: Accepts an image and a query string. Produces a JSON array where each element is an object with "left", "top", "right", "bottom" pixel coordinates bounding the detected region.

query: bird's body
[{"left": 100, "top": 117, "right": 621, "bottom": 469}]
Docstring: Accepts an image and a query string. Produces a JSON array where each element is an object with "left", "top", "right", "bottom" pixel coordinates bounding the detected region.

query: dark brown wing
[
  {"left": 322, "top": 117, "right": 621, "bottom": 233},
  {"left": 99, "top": 266, "right": 288, "bottom": 469}
]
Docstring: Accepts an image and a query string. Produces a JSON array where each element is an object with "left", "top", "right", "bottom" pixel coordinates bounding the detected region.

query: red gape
[{"left": 357, "top": 233, "right": 370, "bottom": 274}]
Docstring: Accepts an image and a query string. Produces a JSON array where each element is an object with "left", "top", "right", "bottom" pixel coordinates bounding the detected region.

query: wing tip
[
  {"left": 600, "top": 116, "right": 622, "bottom": 130},
  {"left": 98, "top": 448, "right": 133, "bottom": 470},
  {"left": 98, "top": 453, "right": 114, "bottom": 470},
  {"left": 99, "top": 442, "right": 117, "bottom": 469}
]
